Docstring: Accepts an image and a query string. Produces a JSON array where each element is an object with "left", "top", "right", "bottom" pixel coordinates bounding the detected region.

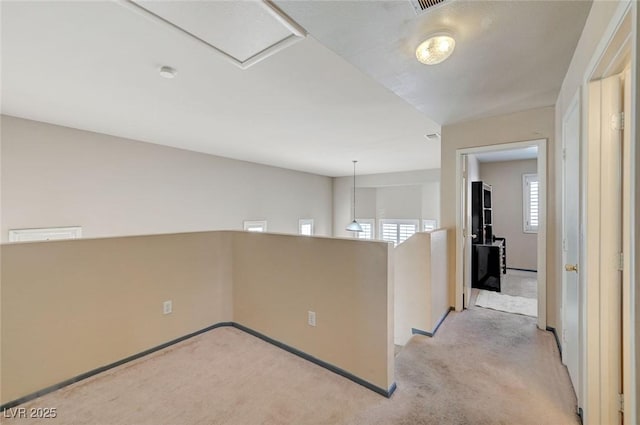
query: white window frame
[
  {"left": 8, "top": 226, "right": 82, "bottom": 242},
  {"left": 243, "top": 220, "right": 267, "bottom": 232},
  {"left": 356, "top": 219, "right": 375, "bottom": 240},
  {"left": 422, "top": 219, "right": 438, "bottom": 232},
  {"left": 298, "top": 219, "right": 314, "bottom": 236},
  {"left": 523, "top": 173, "right": 539, "bottom": 233},
  {"left": 379, "top": 219, "right": 419, "bottom": 246}
]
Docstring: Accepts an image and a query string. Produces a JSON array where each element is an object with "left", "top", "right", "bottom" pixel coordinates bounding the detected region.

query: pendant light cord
[{"left": 352, "top": 160, "right": 357, "bottom": 220}]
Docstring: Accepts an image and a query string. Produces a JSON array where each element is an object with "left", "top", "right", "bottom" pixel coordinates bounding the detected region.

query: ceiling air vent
[{"left": 409, "top": 0, "right": 448, "bottom": 15}]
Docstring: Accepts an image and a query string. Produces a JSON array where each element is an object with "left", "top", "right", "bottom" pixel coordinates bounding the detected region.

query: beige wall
[
  {"left": 1, "top": 232, "right": 234, "bottom": 403},
  {"left": 636, "top": 2, "right": 640, "bottom": 413},
  {"left": 2, "top": 231, "right": 394, "bottom": 404},
  {"left": 0, "top": 115, "right": 333, "bottom": 242},
  {"left": 394, "top": 233, "right": 428, "bottom": 345},
  {"left": 376, "top": 185, "right": 423, "bottom": 220},
  {"left": 333, "top": 169, "right": 440, "bottom": 238},
  {"left": 421, "top": 182, "right": 440, "bottom": 223},
  {"left": 394, "top": 229, "right": 448, "bottom": 345},
  {"left": 354, "top": 183, "right": 440, "bottom": 232},
  {"left": 354, "top": 187, "right": 377, "bottom": 218},
  {"left": 441, "top": 106, "right": 556, "bottom": 325},
  {"left": 479, "top": 159, "right": 538, "bottom": 270},
  {"left": 232, "top": 232, "right": 394, "bottom": 391}
]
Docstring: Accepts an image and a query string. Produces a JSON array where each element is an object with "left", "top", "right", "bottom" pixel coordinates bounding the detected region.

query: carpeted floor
[
  {"left": 475, "top": 289, "right": 537, "bottom": 317},
  {"left": 501, "top": 269, "right": 537, "bottom": 299},
  {"left": 1, "top": 307, "right": 578, "bottom": 425}
]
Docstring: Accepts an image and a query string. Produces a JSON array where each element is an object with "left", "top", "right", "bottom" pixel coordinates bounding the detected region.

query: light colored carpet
[
  {"left": 1, "top": 309, "right": 577, "bottom": 425},
  {"left": 476, "top": 289, "right": 538, "bottom": 317},
  {"left": 501, "top": 270, "right": 537, "bottom": 299}
]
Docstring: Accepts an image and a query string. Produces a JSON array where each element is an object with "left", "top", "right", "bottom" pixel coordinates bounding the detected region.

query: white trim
[
  {"left": 455, "top": 139, "right": 547, "bottom": 330},
  {"left": 243, "top": 220, "right": 267, "bottom": 232},
  {"left": 522, "top": 173, "right": 539, "bottom": 233},
  {"left": 117, "top": 0, "right": 306, "bottom": 70},
  {"left": 8, "top": 226, "right": 82, "bottom": 242}
]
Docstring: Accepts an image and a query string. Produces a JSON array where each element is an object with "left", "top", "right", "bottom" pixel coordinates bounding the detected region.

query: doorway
[{"left": 455, "top": 139, "right": 547, "bottom": 330}]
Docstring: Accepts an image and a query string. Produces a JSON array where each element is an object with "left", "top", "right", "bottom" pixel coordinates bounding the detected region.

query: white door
[{"left": 562, "top": 92, "right": 581, "bottom": 397}]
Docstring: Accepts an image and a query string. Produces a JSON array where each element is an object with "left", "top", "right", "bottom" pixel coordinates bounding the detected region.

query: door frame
[
  {"left": 580, "top": 1, "right": 636, "bottom": 423},
  {"left": 454, "top": 138, "right": 547, "bottom": 331}
]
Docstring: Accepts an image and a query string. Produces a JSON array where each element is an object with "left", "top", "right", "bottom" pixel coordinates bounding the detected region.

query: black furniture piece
[
  {"left": 471, "top": 181, "right": 492, "bottom": 244},
  {"left": 494, "top": 236, "right": 507, "bottom": 274},
  {"left": 472, "top": 239, "right": 505, "bottom": 291},
  {"left": 471, "top": 181, "right": 506, "bottom": 291}
]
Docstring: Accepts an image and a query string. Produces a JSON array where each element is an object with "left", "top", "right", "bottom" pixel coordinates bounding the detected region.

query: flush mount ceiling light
[
  {"left": 415, "top": 34, "right": 455, "bottom": 65},
  {"left": 159, "top": 66, "right": 177, "bottom": 79}
]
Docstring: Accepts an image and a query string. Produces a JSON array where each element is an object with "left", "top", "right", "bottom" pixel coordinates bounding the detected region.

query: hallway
[{"left": 1, "top": 307, "right": 578, "bottom": 425}]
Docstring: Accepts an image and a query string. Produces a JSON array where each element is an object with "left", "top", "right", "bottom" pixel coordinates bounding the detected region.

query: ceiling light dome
[{"left": 416, "top": 34, "right": 455, "bottom": 65}]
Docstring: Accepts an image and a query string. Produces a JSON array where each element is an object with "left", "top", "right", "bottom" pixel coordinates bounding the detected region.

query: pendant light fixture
[{"left": 345, "top": 160, "right": 363, "bottom": 232}]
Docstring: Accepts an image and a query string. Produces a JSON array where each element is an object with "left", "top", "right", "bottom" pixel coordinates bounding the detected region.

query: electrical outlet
[
  {"left": 163, "top": 300, "right": 172, "bottom": 315},
  {"left": 308, "top": 310, "right": 316, "bottom": 327}
]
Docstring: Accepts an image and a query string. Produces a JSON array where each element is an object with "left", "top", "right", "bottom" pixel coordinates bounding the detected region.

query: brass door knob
[{"left": 565, "top": 264, "right": 578, "bottom": 273}]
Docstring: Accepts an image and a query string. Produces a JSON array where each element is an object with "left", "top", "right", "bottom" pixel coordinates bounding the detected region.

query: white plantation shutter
[
  {"left": 244, "top": 220, "right": 267, "bottom": 232},
  {"left": 299, "top": 219, "right": 314, "bottom": 236},
  {"left": 357, "top": 220, "right": 375, "bottom": 240},
  {"left": 523, "top": 174, "right": 539, "bottom": 233},
  {"left": 381, "top": 223, "right": 398, "bottom": 244},
  {"left": 399, "top": 224, "right": 416, "bottom": 243},
  {"left": 422, "top": 219, "right": 437, "bottom": 231},
  {"left": 8, "top": 226, "right": 82, "bottom": 242},
  {"left": 300, "top": 223, "right": 312, "bottom": 235},
  {"left": 379, "top": 220, "right": 418, "bottom": 246}
]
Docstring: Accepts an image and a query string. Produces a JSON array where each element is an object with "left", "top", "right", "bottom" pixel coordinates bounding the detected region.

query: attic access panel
[{"left": 123, "top": 0, "right": 306, "bottom": 69}]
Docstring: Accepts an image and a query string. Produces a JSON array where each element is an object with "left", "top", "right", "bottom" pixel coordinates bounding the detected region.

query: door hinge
[
  {"left": 618, "top": 252, "right": 624, "bottom": 271},
  {"left": 618, "top": 393, "right": 624, "bottom": 413},
  {"left": 611, "top": 112, "right": 624, "bottom": 131},
  {"left": 562, "top": 148, "right": 566, "bottom": 160}
]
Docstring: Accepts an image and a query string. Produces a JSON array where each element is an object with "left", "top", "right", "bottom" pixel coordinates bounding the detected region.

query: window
[
  {"left": 523, "top": 174, "right": 539, "bottom": 233},
  {"left": 422, "top": 219, "right": 438, "bottom": 232},
  {"left": 243, "top": 220, "right": 267, "bottom": 232},
  {"left": 8, "top": 226, "right": 82, "bottom": 242},
  {"left": 356, "top": 219, "right": 375, "bottom": 240},
  {"left": 379, "top": 219, "right": 419, "bottom": 246},
  {"left": 298, "top": 219, "right": 314, "bottom": 236}
]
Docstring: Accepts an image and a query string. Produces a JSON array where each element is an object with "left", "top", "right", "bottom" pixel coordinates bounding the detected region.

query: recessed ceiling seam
[{"left": 116, "top": 0, "right": 306, "bottom": 70}]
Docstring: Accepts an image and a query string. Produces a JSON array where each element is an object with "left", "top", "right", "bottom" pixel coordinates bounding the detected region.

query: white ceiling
[
  {"left": 473, "top": 146, "right": 538, "bottom": 163},
  {"left": 0, "top": 1, "right": 591, "bottom": 177},
  {"left": 275, "top": 0, "right": 593, "bottom": 125}
]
